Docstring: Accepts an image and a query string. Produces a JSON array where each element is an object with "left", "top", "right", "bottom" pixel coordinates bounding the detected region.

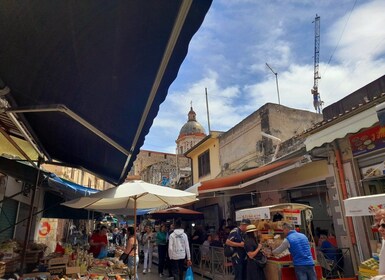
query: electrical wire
[{"left": 322, "top": 0, "right": 358, "bottom": 77}]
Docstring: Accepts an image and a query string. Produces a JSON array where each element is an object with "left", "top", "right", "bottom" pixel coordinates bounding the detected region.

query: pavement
[
  {"left": 137, "top": 264, "right": 203, "bottom": 280},
  {"left": 136, "top": 264, "right": 174, "bottom": 280}
]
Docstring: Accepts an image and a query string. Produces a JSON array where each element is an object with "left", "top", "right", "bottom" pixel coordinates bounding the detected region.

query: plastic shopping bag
[
  {"left": 97, "top": 246, "right": 108, "bottom": 259},
  {"left": 185, "top": 266, "right": 194, "bottom": 280}
]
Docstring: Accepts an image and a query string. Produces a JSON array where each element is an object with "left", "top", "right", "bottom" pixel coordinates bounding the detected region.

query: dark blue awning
[
  {"left": 46, "top": 174, "right": 99, "bottom": 200},
  {"left": 0, "top": 0, "right": 212, "bottom": 185}
]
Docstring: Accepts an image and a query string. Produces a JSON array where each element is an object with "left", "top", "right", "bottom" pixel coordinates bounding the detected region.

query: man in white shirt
[{"left": 168, "top": 219, "right": 192, "bottom": 280}]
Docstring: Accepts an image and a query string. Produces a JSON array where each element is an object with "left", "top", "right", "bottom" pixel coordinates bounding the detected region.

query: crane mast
[{"left": 311, "top": 14, "right": 323, "bottom": 113}]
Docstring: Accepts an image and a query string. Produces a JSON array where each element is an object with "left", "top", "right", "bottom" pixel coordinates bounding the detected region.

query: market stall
[
  {"left": 3, "top": 241, "right": 131, "bottom": 280},
  {"left": 236, "top": 203, "right": 322, "bottom": 280},
  {"left": 344, "top": 195, "right": 385, "bottom": 279}
]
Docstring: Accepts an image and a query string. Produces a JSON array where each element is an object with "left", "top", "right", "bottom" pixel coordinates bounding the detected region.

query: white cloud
[
  {"left": 326, "top": 0, "right": 385, "bottom": 64},
  {"left": 143, "top": 0, "right": 385, "bottom": 153}
]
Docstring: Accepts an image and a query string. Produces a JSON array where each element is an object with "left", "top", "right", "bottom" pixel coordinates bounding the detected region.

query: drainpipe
[
  {"left": 261, "top": 132, "right": 281, "bottom": 161},
  {"left": 334, "top": 143, "right": 357, "bottom": 245}
]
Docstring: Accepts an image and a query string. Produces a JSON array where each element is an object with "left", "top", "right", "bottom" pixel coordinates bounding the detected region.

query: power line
[{"left": 322, "top": 0, "right": 358, "bottom": 77}]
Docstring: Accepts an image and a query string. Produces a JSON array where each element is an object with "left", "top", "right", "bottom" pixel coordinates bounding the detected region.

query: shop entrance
[{"left": 287, "top": 181, "right": 333, "bottom": 243}]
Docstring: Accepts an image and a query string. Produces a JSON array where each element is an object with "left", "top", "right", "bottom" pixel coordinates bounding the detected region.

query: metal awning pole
[
  {"left": 20, "top": 157, "right": 42, "bottom": 273},
  {"left": 0, "top": 190, "right": 25, "bottom": 204}
]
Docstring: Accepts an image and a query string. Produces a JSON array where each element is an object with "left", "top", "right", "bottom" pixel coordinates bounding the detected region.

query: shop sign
[
  {"left": 38, "top": 221, "right": 51, "bottom": 237},
  {"left": 344, "top": 193, "right": 385, "bottom": 216},
  {"left": 283, "top": 209, "right": 301, "bottom": 225},
  {"left": 349, "top": 125, "right": 385, "bottom": 156},
  {"left": 360, "top": 163, "right": 385, "bottom": 179},
  {"left": 235, "top": 206, "right": 270, "bottom": 221}
]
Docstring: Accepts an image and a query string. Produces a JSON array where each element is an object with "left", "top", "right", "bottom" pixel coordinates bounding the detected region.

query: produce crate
[
  {"left": 47, "top": 256, "right": 68, "bottom": 276},
  {"left": 0, "top": 261, "right": 5, "bottom": 278},
  {"left": 358, "top": 267, "right": 378, "bottom": 280},
  {"left": 48, "top": 266, "right": 66, "bottom": 276},
  {"left": 25, "top": 250, "right": 42, "bottom": 264},
  {"left": 66, "top": 266, "right": 81, "bottom": 275},
  {"left": 4, "top": 257, "right": 21, "bottom": 274},
  {"left": 48, "top": 256, "right": 69, "bottom": 268}
]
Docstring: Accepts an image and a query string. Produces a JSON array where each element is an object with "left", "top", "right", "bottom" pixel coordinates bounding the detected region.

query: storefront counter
[{"left": 265, "top": 259, "right": 323, "bottom": 280}]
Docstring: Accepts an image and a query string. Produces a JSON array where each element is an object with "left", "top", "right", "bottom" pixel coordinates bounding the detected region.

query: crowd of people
[{"left": 82, "top": 208, "right": 385, "bottom": 280}]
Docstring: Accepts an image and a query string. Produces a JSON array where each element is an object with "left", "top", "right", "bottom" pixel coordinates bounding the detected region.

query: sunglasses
[{"left": 376, "top": 224, "right": 385, "bottom": 229}]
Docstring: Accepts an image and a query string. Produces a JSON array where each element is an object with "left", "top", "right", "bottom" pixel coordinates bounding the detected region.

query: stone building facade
[
  {"left": 219, "top": 103, "right": 323, "bottom": 175},
  {"left": 129, "top": 150, "right": 190, "bottom": 187}
]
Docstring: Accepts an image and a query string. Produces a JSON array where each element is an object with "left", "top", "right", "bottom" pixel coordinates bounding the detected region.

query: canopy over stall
[
  {"left": 0, "top": 0, "right": 212, "bottom": 186},
  {"left": 149, "top": 206, "right": 204, "bottom": 221},
  {"left": 343, "top": 193, "right": 385, "bottom": 216}
]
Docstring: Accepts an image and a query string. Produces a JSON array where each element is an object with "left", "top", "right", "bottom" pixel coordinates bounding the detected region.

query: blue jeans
[
  {"left": 294, "top": 265, "right": 317, "bottom": 280},
  {"left": 127, "top": 256, "right": 139, "bottom": 280}
]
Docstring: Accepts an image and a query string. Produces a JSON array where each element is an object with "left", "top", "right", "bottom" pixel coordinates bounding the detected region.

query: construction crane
[{"left": 311, "top": 14, "right": 323, "bottom": 113}]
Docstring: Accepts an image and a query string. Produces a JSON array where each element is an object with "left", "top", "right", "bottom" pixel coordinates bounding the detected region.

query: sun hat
[{"left": 246, "top": 224, "right": 258, "bottom": 233}]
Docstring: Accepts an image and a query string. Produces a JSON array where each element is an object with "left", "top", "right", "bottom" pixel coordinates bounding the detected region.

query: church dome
[{"left": 178, "top": 107, "right": 206, "bottom": 137}]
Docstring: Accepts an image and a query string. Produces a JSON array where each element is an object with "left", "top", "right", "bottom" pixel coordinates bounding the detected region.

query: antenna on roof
[
  {"left": 266, "top": 63, "right": 281, "bottom": 105},
  {"left": 205, "top": 88, "right": 211, "bottom": 133}
]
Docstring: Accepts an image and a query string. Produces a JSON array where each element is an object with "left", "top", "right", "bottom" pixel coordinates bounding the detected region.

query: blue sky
[{"left": 142, "top": 0, "right": 385, "bottom": 154}]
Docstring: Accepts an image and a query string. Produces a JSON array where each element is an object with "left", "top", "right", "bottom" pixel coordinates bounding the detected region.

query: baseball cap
[{"left": 240, "top": 219, "right": 251, "bottom": 225}]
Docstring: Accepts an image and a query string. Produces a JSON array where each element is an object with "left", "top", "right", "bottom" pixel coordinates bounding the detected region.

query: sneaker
[
  {"left": 159, "top": 273, "right": 163, "bottom": 278},
  {"left": 148, "top": 268, "right": 151, "bottom": 273},
  {"left": 143, "top": 269, "right": 146, "bottom": 274}
]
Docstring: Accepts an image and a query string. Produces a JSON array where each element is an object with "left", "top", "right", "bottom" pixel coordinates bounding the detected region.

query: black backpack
[{"left": 224, "top": 244, "right": 234, "bottom": 257}]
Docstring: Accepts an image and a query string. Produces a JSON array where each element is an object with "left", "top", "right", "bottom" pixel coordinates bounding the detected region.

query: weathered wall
[{"left": 219, "top": 103, "right": 322, "bottom": 173}]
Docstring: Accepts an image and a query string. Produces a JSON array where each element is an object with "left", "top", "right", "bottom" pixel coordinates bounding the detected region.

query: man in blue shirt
[
  {"left": 272, "top": 223, "right": 316, "bottom": 280},
  {"left": 225, "top": 218, "right": 250, "bottom": 280}
]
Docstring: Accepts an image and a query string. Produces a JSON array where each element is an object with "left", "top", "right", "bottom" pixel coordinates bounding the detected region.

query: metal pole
[
  {"left": 133, "top": 198, "right": 137, "bottom": 278},
  {"left": 275, "top": 73, "right": 281, "bottom": 105},
  {"left": 205, "top": 88, "right": 211, "bottom": 133},
  {"left": 20, "top": 158, "right": 42, "bottom": 273},
  {"left": 266, "top": 63, "right": 281, "bottom": 105}
]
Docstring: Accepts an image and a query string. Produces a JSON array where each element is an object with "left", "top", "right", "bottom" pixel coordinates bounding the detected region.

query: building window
[
  {"left": 198, "top": 150, "right": 210, "bottom": 177},
  {"left": 148, "top": 152, "right": 151, "bottom": 157}
]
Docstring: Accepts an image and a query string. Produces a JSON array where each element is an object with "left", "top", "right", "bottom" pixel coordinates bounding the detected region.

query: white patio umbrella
[{"left": 62, "top": 180, "right": 197, "bottom": 275}]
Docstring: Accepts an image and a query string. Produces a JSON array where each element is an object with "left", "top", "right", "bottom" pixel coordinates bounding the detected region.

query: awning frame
[{"left": 7, "top": 104, "right": 131, "bottom": 157}]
